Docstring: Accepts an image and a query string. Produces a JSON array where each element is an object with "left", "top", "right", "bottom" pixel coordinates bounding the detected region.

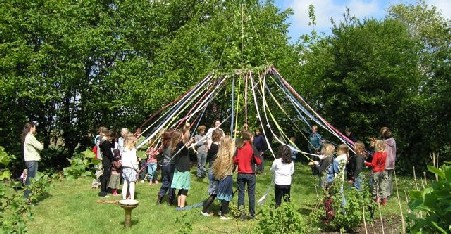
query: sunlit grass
[{"left": 27, "top": 162, "right": 412, "bottom": 233}]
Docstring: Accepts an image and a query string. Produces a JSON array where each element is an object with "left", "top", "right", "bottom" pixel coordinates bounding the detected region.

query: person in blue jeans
[
  {"left": 22, "top": 121, "right": 44, "bottom": 199},
  {"left": 233, "top": 131, "right": 262, "bottom": 219},
  {"left": 157, "top": 130, "right": 176, "bottom": 205}
]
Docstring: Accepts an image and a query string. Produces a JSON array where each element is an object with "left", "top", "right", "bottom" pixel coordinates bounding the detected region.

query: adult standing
[
  {"left": 98, "top": 130, "right": 114, "bottom": 197},
  {"left": 194, "top": 126, "right": 208, "bottom": 178},
  {"left": 206, "top": 120, "right": 225, "bottom": 148},
  {"left": 22, "top": 121, "right": 43, "bottom": 198},
  {"left": 253, "top": 128, "right": 267, "bottom": 173},
  {"left": 381, "top": 127, "right": 397, "bottom": 198},
  {"left": 308, "top": 125, "right": 322, "bottom": 154}
]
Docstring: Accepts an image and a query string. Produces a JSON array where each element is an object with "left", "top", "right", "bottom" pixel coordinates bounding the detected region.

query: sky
[{"left": 274, "top": 0, "right": 451, "bottom": 42}]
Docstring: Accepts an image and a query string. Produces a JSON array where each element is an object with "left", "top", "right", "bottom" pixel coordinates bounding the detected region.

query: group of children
[
  {"left": 307, "top": 126, "right": 397, "bottom": 206},
  {"left": 95, "top": 127, "right": 141, "bottom": 200},
  {"left": 94, "top": 122, "right": 396, "bottom": 221}
]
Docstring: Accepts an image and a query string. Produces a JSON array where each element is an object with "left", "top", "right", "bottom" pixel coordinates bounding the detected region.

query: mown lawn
[{"left": 27, "top": 162, "right": 413, "bottom": 234}]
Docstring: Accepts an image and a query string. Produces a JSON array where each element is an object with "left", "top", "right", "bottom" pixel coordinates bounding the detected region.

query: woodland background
[{"left": 1, "top": 0, "right": 449, "bottom": 175}]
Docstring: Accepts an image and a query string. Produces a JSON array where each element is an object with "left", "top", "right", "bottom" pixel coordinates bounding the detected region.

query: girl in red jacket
[
  {"left": 234, "top": 130, "right": 262, "bottom": 219},
  {"left": 365, "top": 140, "right": 388, "bottom": 205}
]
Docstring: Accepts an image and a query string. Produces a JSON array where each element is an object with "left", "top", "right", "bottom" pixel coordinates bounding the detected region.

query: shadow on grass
[{"left": 119, "top": 218, "right": 140, "bottom": 227}]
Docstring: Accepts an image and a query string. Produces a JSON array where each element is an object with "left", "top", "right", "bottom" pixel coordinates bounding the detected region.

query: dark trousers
[
  {"left": 158, "top": 164, "right": 175, "bottom": 200},
  {"left": 203, "top": 194, "right": 216, "bottom": 213},
  {"left": 24, "top": 161, "right": 38, "bottom": 198},
  {"left": 237, "top": 173, "right": 256, "bottom": 216},
  {"left": 274, "top": 184, "right": 291, "bottom": 207},
  {"left": 220, "top": 200, "right": 230, "bottom": 215},
  {"left": 100, "top": 164, "right": 111, "bottom": 194},
  {"left": 256, "top": 152, "right": 264, "bottom": 173}
]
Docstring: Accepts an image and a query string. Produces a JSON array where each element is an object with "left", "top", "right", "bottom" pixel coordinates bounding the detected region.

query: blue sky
[{"left": 273, "top": 0, "right": 451, "bottom": 42}]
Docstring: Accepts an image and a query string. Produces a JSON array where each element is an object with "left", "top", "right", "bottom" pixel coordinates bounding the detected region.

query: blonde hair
[
  {"left": 212, "top": 136, "right": 235, "bottom": 180},
  {"left": 374, "top": 140, "right": 386, "bottom": 152},
  {"left": 336, "top": 144, "right": 349, "bottom": 155},
  {"left": 125, "top": 133, "right": 137, "bottom": 150},
  {"left": 320, "top": 143, "right": 335, "bottom": 156},
  {"left": 354, "top": 141, "right": 367, "bottom": 157}
]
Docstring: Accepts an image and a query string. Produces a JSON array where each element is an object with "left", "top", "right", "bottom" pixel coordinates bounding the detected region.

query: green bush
[
  {"left": 311, "top": 173, "right": 375, "bottom": 232},
  {"left": 329, "top": 181, "right": 375, "bottom": 232},
  {"left": 255, "top": 200, "right": 307, "bottom": 234},
  {"left": 407, "top": 162, "right": 451, "bottom": 233},
  {"left": 63, "top": 149, "right": 99, "bottom": 180},
  {"left": 1, "top": 172, "right": 54, "bottom": 233},
  {"left": 0, "top": 146, "right": 15, "bottom": 180}
]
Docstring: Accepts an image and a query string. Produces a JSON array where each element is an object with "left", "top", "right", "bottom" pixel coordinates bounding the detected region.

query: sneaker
[
  {"left": 201, "top": 211, "right": 210, "bottom": 217},
  {"left": 218, "top": 211, "right": 222, "bottom": 216},
  {"left": 220, "top": 216, "right": 231, "bottom": 220},
  {"left": 140, "top": 180, "right": 145, "bottom": 183}
]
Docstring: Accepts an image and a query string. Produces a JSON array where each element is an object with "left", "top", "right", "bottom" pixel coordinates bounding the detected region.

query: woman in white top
[
  {"left": 22, "top": 121, "right": 44, "bottom": 198},
  {"left": 270, "top": 145, "right": 294, "bottom": 207},
  {"left": 121, "top": 134, "right": 139, "bottom": 200}
]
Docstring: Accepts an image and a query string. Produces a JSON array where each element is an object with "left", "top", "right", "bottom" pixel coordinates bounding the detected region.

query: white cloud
[
  {"left": 283, "top": 0, "right": 450, "bottom": 41},
  {"left": 427, "top": 0, "right": 451, "bottom": 19},
  {"left": 291, "top": 0, "right": 381, "bottom": 33}
]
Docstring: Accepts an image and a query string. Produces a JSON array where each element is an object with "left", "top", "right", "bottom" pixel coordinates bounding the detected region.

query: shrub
[
  {"left": 255, "top": 200, "right": 307, "bottom": 234},
  {"left": 329, "top": 181, "right": 374, "bottom": 232},
  {"left": 407, "top": 162, "right": 451, "bottom": 233},
  {"left": 0, "top": 146, "right": 15, "bottom": 180},
  {"left": 311, "top": 173, "right": 375, "bottom": 232},
  {"left": 63, "top": 149, "right": 100, "bottom": 179},
  {"left": 1, "top": 172, "right": 54, "bottom": 233}
]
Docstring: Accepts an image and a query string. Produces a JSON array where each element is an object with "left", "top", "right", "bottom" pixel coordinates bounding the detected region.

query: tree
[
  {"left": 0, "top": 0, "right": 300, "bottom": 172},
  {"left": 388, "top": 0, "right": 451, "bottom": 168},
  {"left": 297, "top": 12, "right": 420, "bottom": 140}
]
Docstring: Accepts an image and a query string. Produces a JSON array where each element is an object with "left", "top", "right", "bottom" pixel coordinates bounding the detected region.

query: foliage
[
  {"left": 0, "top": 172, "right": 53, "bottom": 233},
  {"left": 0, "top": 0, "right": 299, "bottom": 166},
  {"left": 63, "top": 149, "right": 99, "bottom": 180},
  {"left": 311, "top": 171, "right": 375, "bottom": 232},
  {"left": 295, "top": 2, "right": 450, "bottom": 174},
  {"left": 387, "top": 0, "right": 451, "bottom": 172},
  {"left": 0, "top": 147, "right": 15, "bottom": 180},
  {"left": 407, "top": 162, "right": 451, "bottom": 233},
  {"left": 329, "top": 181, "right": 375, "bottom": 231},
  {"left": 0, "top": 0, "right": 449, "bottom": 176},
  {"left": 255, "top": 200, "right": 308, "bottom": 234}
]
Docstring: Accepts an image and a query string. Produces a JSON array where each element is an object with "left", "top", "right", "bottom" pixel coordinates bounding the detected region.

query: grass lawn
[{"left": 27, "top": 162, "right": 413, "bottom": 234}]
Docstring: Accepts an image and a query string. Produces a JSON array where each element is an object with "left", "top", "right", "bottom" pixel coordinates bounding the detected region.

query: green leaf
[
  {"left": 0, "top": 170, "right": 11, "bottom": 180},
  {"left": 428, "top": 165, "right": 445, "bottom": 179}
]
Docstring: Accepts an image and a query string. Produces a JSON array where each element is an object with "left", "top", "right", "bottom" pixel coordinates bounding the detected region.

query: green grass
[{"left": 26, "top": 163, "right": 413, "bottom": 234}]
